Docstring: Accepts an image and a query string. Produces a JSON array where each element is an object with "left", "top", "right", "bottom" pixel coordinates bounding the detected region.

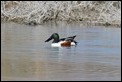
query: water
[{"left": 1, "top": 22, "right": 121, "bottom": 81}]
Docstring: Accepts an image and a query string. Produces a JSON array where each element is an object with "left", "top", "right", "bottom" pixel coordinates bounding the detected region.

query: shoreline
[{"left": 1, "top": 19, "right": 121, "bottom": 27}]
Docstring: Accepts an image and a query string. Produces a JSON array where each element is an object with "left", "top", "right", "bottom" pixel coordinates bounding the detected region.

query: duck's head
[{"left": 45, "top": 33, "right": 59, "bottom": 43}]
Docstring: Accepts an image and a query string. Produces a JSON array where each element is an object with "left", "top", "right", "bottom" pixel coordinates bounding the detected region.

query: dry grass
[{"left": 1, "top": 1, "right": 121, "bottom": 26}]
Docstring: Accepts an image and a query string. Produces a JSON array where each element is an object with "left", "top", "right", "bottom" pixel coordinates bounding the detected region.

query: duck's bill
[{"left": 45, "top": 36, "right": 52, "bottom": 42}]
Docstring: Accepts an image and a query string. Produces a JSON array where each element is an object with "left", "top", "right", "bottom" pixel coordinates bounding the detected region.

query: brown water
[{"left": 1, "top": 22, "right": 121, "bottom": 81}]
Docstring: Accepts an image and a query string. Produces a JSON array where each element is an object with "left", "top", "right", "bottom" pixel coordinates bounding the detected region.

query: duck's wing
[
  {"left": 60, "top": 35, "right": 76, "bottom": 40},
  {"left": 59, "top": 35, "right": 76, "bottom": 42},
  {"left": 59, "top": 35, "right": 78, "bottom": 45},
  {"left": 67, "top": 35, "right": 76, "bottom": 39},
  {"left": 59, "top": 38, "right": 66, "bottom": 41}
]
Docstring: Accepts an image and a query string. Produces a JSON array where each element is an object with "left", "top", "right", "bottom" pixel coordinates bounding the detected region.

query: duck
[{"left": 45, "top": 33, "right": 77, "bottom": 47}]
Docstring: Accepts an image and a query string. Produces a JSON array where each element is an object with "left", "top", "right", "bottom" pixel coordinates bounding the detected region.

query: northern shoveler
[{"left": 45, "top": 33, "right": 77, "bottom": 47}]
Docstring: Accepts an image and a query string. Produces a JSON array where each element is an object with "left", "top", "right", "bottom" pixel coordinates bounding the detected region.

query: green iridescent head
[
  {"left": 45, "top": 33, "right": 59, "bottom": 42},
  {"left": 52, "top": 33, "right": 59, "bottom": 39}
]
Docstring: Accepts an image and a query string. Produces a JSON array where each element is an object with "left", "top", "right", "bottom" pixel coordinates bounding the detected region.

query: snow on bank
[{"left": 1, "top": 1, "right": 121, "bottom": 26}]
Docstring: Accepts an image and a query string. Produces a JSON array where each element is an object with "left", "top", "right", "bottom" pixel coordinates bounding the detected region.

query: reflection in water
[{"left": 1, "top": 23, "right": 121, "bottom": 81}]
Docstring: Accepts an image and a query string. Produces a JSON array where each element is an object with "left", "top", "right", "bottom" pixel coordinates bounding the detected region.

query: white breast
[{"left": 51, "top": 41, "right": 64, "bottom": 47}]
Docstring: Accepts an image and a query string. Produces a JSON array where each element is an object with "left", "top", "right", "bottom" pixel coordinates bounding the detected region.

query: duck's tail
[{"left": 74, "top": 40, "right": 78, "bottom": 45}]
